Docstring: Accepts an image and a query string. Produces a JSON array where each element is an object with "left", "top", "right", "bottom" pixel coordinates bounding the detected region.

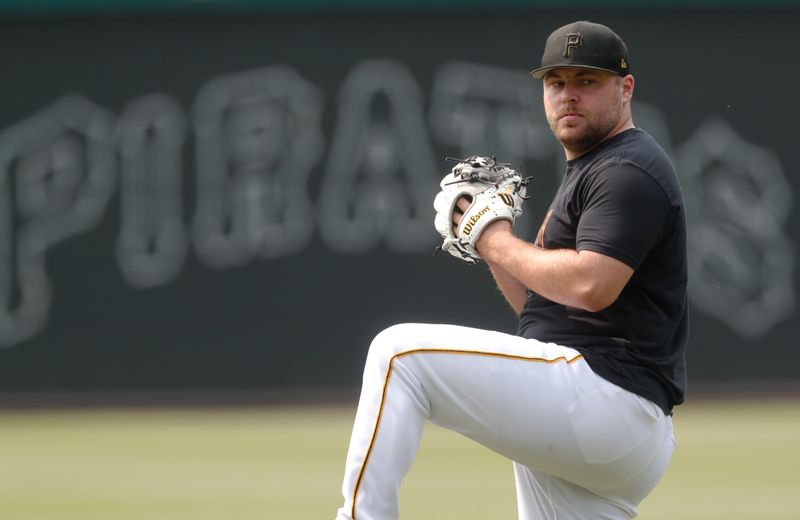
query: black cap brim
[{"left": 529, "top": 64, "right": 626, "bottom": 79}]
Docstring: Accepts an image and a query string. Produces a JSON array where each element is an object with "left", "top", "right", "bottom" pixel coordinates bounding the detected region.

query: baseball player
[{"left": 334, "top": 20, "right": 687, "bottom": 520}]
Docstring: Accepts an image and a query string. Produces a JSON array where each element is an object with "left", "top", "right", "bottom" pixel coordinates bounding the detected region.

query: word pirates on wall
[{"left": 0, "top": 61, "right": 794, "bottom": 347}]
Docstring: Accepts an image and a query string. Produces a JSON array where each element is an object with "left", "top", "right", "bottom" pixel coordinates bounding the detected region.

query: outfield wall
[{"left": 0, "top": 7, "right": 798, "bottom": 395}]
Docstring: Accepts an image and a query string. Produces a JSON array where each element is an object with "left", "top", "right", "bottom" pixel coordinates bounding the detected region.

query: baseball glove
[{"left": 433, "top": 155, "right": 529, "bottom": 264}]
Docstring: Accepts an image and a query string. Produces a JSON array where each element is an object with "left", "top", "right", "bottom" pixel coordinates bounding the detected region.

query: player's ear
[{"left": 620, "top": 74, "right": 634, "bottom": 103}]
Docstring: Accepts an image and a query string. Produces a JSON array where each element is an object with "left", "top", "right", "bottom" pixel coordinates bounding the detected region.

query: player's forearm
[
  {"left": 485, "top": 260, "right": 527, "bottom": 314},
  {"left": 479, "top": 229, "right": 617, "bottom": 312}
]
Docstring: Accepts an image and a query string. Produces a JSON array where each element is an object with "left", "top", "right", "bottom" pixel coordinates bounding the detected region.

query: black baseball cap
[{"left": 529, "top": 21, "right": 630, "bottom": 79}]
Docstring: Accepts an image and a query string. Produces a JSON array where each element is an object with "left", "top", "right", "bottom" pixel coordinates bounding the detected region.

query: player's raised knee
[{"left": 366, "top": 323, "right": 420, "bottom": 365}]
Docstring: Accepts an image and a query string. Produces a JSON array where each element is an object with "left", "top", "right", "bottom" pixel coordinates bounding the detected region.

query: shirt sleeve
[{"left": 575, "top": 162, "right": 674, "bottom": 269}]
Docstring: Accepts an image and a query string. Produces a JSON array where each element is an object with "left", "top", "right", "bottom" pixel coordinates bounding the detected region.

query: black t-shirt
[{"left": 517, "top": 128, "right": 688, "bottom": 415}]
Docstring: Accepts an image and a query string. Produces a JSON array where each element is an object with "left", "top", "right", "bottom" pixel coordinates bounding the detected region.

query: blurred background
[{"left": 0, "top": 1, "right": 798, "bottom": 519}]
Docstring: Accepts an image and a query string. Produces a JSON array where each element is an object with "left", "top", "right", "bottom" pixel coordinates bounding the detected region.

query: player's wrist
[{"left": 476, "top": 220, "right": 514, "bottom": 261}]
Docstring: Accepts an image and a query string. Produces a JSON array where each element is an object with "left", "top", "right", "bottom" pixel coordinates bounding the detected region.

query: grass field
[{"left": 0, "top": 398, "right": 798, "bottom": 519}]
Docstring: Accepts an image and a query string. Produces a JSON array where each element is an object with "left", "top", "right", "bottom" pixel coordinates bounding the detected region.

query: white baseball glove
[{"left": 433, "top": 156, "right": 529, "bottom": 264}]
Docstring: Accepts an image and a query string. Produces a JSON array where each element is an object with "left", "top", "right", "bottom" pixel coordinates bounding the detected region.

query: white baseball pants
[{"left": 334, "top": 323, "right": 676, "bottom": 520}]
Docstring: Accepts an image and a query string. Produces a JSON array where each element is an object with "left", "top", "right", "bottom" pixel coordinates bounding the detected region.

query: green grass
[{"left": 0, "top": 399, "right": 798, "bottom": 519}]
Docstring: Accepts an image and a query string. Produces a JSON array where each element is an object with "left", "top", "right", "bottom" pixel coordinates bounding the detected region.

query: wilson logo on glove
[{"left": 462, "top": 206, "right": 490, "bottom": 235}]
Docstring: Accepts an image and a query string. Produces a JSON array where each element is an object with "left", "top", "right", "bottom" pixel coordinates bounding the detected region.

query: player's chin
[
  {"left": 556, "top": 129, "right": 589, "bottom": 147},
  {"left": 558, "top": 131, "right": 603, "bottom": 155}
]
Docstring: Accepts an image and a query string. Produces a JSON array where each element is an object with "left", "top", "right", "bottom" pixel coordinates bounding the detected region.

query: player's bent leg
[
  {"left": 335, "top": 322, "right": 674, "bottom": 520},
  {"left": 336, "top": 322, "right": 583, "bottom": 520}
]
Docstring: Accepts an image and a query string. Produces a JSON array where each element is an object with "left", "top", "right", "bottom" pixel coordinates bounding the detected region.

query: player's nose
[{"left": 559, "top": 84, "right": 579, "bottom": 104}]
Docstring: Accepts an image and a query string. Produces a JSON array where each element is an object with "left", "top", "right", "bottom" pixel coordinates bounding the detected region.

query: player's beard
[{"left": 549, "top": 89, "right": 623, "bottom": 157}]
